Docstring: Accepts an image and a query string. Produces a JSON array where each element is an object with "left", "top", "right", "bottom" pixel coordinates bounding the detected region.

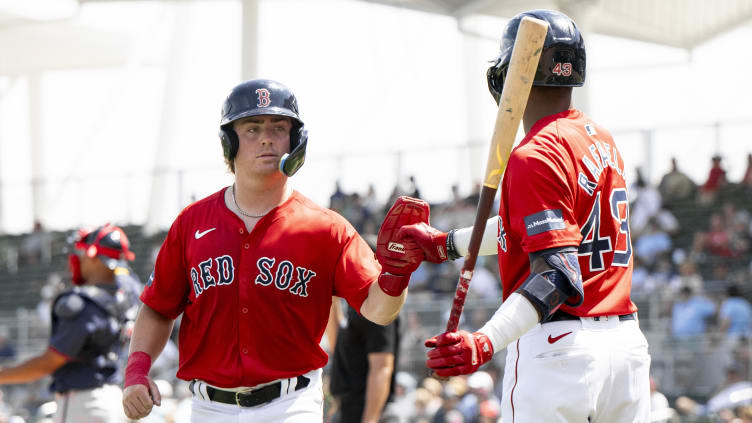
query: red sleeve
[
  {"left": 140, "top": 215, "right": 190, "bottom": 319},
  {"left": 506, "top": 142, "right": 582, "bottom": 253},
  {"left": 332, "top": 224, "right": 381, "bottom": 313}
]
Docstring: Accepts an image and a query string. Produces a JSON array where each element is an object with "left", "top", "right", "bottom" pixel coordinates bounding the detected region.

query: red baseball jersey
[
  {"left": 496, "top": 109, "right": 637, "bottom": 317},
  {"left": 140, "top": 188, "right": 380, "bottom": 388}
]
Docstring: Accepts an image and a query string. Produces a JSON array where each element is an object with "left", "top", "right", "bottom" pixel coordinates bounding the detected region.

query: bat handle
[{"left": 445, "top": 271, "right": 473, "bottom": 332}]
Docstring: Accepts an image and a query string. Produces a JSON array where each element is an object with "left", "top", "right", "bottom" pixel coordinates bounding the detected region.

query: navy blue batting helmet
[
  {"left": 487, "top": 10, "right": 586, "bottom": 103},
  {"left": 219, "top": 79, "right": 308, "bottom": 176}
]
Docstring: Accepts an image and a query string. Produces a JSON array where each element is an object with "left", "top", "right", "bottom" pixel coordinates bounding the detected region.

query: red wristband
[
  {"left": 124, "top": 351, "right": 152, "bottom": 388},
  {"left": 377, "top": 272, "right": 410, "bottom": 297}
]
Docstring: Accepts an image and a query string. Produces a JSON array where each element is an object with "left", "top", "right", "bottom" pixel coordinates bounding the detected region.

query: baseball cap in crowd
[
  {"left": 395, "top": 371, "right": 417, "bottom": 393},
  {"left": 467, "top": 371, "right": 494, "bottom": 392}
]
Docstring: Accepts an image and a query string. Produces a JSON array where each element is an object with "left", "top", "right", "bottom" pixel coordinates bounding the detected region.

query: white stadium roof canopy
[{"left": 2, "top": 0, "right": 752, "bottom": 75}]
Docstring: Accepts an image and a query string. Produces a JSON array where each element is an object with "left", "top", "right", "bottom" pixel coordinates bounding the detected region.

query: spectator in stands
[
  {"left": 0, "top": 224, "right": 141, "bottom": 423},
  {"left": 364, "top": 184, "right": 381, "bottom": 216},
  {"left": 719, "top": 285, "right": 752, "bottom": 340},
  {"left": 723, "top": 203, "right": 752, "bottom": 256},
  {"left": 674, "top": 362, "right": 752, "bottom": 419},
  {"left": 464, "top": 257, "right": 501, "bottom": 301},
  {"left": 0, "top": 327, "right": 16, "bottom": 365},
  {"left": 35, "top": 273, "right": 65, "bottom": 328},
  {"left": 18, "top": 220, "right": 51, "bottom": 266},
  {"left": 671, "top": 284, "right": 716, "bottom": 339},
  {"left": 706, "top": 362, "right": 752, "bottom": 415},
  {"left": 457, "top": 371, "right": 501, "bottom": 423},
  {"left": 635, "top": 219, "right": 673, "bottom": 266},
  {"left": 739, "top": 405, "right": 752, "bottom": 423},
  {"left": 658, "top": 157, "right": 697, "bottom": 203},
  {"left": 330, "top": 180, "right": 346, "bottom": 210},
  {"left": 699, "top": 155, "right": 728, "bottom": 204},
  {"left": 432, "top": 378, "right": 466, "bottom": 423},
  {"left": 649, "top": 376, "right": 673, "bottom": 423},
  {"left": 669, "top": 259, "right": 704, "bottom": 295},
  {"left": 630, "top": 167, "right": 663, "bottom": 237},
  {"left": 385, "top": 371, "right": 418, "bottom": 422},
  {"left": 697, "top": 213, "right": 736, "bottom": 258},
  {"left": 706, "top": 263, "right": 736, "bottom": 297},
  {"left": 407, "top": 175, "right": 421, "bottom": 199},
  {"left": 743, "top": 153, "right": 752, "bottom": 189}
]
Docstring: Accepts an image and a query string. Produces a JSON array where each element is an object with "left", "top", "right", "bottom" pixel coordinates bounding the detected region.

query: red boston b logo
[{"left": 256, "top": 88, "right": 271, "bottom": 107}]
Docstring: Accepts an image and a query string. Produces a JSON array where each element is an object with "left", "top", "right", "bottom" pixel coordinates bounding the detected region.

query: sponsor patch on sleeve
[{"left": 524, "top": 209, "right": 566, "bottom": 236}]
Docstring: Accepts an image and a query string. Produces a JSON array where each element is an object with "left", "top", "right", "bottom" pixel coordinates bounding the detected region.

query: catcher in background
[
  {"left": 0, "top": 224, "right": 141, "bottom": 423},
  {"left": 121, "top": 78, "right": 427, "bottom": 422},
  {"left": 399, "top": 10, "right": 651, "bottom": 423}
]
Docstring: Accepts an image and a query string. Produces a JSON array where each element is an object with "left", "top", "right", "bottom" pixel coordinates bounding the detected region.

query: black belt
[
  {"left": 547, "top": 310, "right": 636, "bottom": 323},
  {"left": 189, "top": 375, "right": 310, "bottom": 408}
]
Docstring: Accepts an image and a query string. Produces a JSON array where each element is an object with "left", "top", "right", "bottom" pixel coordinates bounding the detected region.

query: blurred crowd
[{"left": 0, "top": 153, "right": 750, "bottom": 422}]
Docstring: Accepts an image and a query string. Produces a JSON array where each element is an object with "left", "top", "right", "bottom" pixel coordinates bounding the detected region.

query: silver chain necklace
[{"left": 231, "top": 184, "right": 268, "bottom": 218}]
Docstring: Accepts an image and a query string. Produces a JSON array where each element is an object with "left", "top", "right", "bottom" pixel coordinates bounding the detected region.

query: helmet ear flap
[
  {"left": 486, "top": 59, "right": 507, "bottom": 105},
  {"left": 219, "top": 127, "right": 239, "bottom": 161}
]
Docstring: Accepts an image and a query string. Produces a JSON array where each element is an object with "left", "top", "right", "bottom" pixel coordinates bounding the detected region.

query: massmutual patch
[{"left": 524, "top": 209, "right": 566, "bottom": 236}]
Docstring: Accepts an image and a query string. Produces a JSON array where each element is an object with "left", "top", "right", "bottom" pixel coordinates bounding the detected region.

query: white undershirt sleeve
[
  {"left": 477, "top": 293, "right": 540, "bottom": 352},
  {"left": 453, "top": 216, "right": 500, "bottom": 257}
]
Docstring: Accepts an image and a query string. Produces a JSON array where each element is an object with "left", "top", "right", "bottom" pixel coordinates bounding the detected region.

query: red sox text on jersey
[{"left": 140, "top": 189, "right": 379, "bottom": 388}]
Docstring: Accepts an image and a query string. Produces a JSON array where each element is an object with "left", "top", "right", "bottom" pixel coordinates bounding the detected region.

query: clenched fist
[{"left": 425, "top": 330, "right": 494, "bottom": 377}]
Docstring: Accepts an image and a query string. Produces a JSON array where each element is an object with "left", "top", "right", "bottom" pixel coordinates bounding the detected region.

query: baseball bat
[{"left": 445, "top": 17, "right": 548, "bottom": 332}]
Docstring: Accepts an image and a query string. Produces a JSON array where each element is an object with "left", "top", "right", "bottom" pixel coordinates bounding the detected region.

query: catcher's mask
[{"left": 67, "top": 223, "right": 135, "bottom": 286}]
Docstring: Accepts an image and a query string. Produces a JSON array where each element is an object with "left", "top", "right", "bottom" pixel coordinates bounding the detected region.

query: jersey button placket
[{"left": 238, "top": 225, "right": 254, "bottom": 377}]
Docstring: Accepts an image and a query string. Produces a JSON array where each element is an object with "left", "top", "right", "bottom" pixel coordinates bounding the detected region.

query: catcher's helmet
[
  {"left": 68, "top": 223, "right": 135, "bottom": 285},
  {"left": 487, "top": 9, "right": 586, "bottom": 103},
  {"left": 219, "top": 79, "right": 308, "bottom": 176}
]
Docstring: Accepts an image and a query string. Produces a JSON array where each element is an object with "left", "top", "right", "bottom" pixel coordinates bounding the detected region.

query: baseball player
[
  {"left": 398, "top": 10, "right": 651, "bottom": 422},
  {"left": 121, "top": 79, "right": 428, "bottom": 422},
  {"left": 0, "top": 223, "right": 141, "bottom": 423}
]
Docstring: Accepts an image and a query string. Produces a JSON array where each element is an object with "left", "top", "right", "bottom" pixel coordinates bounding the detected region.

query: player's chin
[{"left": 250, "top": 160, "right": 282, "bottom": 175}]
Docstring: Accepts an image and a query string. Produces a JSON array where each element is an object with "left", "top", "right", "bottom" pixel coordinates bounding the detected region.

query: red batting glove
[
  {"left": 397, "top": 222, "right": 449, "bottom": 263},
  {"left": 425, "top": 331, "right": 494, "bottom": 377},
  {"left": 376, "top": 197, "right": 430, "bottom": 296},
  {"left": 376, "top": 238, "right": 424, "bottom": 296}
]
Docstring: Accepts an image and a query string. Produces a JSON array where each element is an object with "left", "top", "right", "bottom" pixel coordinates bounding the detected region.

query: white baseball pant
[
  {"left": 502, "top": 315, "right": 651, "bottom": 423},
  {"left": 189, "top": 368, "right": 323, "bottom": 423}
]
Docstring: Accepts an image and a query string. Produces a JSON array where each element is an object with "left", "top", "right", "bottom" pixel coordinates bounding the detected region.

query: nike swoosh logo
[
  {"left": 547, "top": 331, "right": 573, "bottom": 344},
  {"left": 194, "top": 228, "right": 216, "bottom": 239}
]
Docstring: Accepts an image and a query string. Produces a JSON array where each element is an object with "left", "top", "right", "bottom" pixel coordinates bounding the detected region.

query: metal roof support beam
[
  {"left": 28, "top": 73, "right": 43, "bottom": 225},
  {"left": 241, "top": 0, "right": 259, "bottom": 80}
]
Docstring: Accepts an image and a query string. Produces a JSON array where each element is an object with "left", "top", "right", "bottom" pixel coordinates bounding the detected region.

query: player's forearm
[
  {"left": 325, "top": 300, "right": 341, "bottom": 352},
  {"left": 360, "top": 282, "right": 406, "bottom": 326},
  {"left": 0, "top": 350, "right": 65, "bottom": 384},
  {"left": 361, "top": 363, "right": 393, "bottom": 423},
  {"left": 129, "top": 304, "right": 174, "bottom": 358},
  {"left": 453, "top": 216, "right": 501, "bottom": 257},
  {"left": 477, "top": 292, "right": 540, "bottom": 352}
]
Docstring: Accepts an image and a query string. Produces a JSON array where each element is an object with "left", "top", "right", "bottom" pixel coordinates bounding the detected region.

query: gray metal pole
[
  {"left": 29, "top": 73, "right": 43, "bottom": 228},
  {"left": 241, "top": 0, "right": 259, "bottom": 80}
]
